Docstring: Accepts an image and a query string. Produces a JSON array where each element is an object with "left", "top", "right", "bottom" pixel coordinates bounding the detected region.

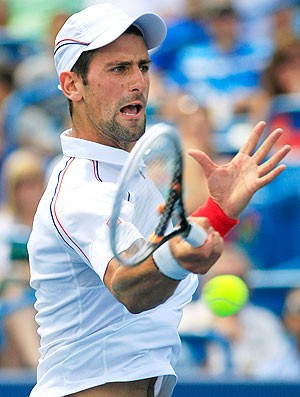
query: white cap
[{"left": 54, "top": 3, "right": 167, "bottom": 77}]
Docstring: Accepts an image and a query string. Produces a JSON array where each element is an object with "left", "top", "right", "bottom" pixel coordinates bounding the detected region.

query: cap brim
[{"left": 133, "top": 12, "right": 167, "bottom": 50}]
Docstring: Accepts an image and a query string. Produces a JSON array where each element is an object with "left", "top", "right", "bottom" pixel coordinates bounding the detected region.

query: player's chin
[{"left": 123, "top": 118, "right": 146, "bottom": 140}]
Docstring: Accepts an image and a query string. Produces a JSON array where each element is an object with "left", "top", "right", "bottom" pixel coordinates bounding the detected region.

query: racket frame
[{"left": 110, "top": 123, "right": 192, "bottom": 266}]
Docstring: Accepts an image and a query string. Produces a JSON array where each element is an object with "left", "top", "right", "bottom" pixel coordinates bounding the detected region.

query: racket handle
[{"left": 184, "top": 222, "right": 207, "bottom": 247}]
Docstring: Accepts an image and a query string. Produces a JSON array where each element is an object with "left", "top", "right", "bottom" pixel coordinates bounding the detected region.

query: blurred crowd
[{"left": 0, "top": 0, "right": 300, "bottom": 381}]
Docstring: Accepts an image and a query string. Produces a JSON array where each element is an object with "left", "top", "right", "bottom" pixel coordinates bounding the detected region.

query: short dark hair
[{"left": 67, "top": 25, "right": 144, "bottom": 117}]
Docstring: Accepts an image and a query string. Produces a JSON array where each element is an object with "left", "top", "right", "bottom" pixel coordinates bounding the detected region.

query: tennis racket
[{"left": 109, "top": 123, "right": 207, "bottom": 266}]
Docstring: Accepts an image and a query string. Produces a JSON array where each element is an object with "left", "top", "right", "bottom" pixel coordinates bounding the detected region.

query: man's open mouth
[{"left": 119, "top": 103, "right": 143, "bottom": 116}]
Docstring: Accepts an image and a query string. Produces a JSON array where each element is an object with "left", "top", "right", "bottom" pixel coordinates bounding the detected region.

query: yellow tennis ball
[{"left": 202, "top": 275, "right": 249, "bottom": 317}]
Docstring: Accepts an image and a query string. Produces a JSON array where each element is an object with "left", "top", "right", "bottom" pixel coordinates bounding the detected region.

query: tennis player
[{"left": 28, "top": 3, "right": 290, "bottom": 397}]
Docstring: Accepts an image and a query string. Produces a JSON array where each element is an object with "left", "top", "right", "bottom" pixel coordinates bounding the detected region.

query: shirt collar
[{"left": 60, "top": 129, "right": 130, "bottom": 166}]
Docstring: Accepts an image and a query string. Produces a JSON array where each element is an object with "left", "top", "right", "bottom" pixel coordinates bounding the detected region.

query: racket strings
[
  {"left": 111, "top": 129, "right": 185, "bottom": 265},
  {"left": 148, "top": 142, "right": 184, "bottom": 244}
]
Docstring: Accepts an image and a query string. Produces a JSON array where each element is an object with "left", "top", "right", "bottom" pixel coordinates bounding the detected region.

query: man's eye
[
  {"left": 140, "top": 64, "right": 150, "bottom": 72},
  {"left": 111, "top": 66, "right": 125, "bottom": 72}
]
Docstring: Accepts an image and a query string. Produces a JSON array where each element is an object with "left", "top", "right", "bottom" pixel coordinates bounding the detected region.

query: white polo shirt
[{"left": 28, "top": 130, "right": 199, "bottom": 397}]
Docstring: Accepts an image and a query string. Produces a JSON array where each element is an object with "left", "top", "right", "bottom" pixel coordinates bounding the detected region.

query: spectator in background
[
  {"left": 3, "top": 11, "right": 71, "bottom": 163},
  {"left": 178, "top": 242, "right": 300, "bottom": 379},
  {"left": 0, "top": 64, "right": 13, "bottom": 108},
  {"left": 262, "top": 39, "right": 300, "bottom": 159},
  {"left": 13, "top": 11, "right": 70, "bottom": 88},
  {"left": 283, "top": 287, "right": 300, "bottom": 357},
  {"left": 242, "top": 38, "right": 300, "bottom": 161},
  {"left": 0, "top": 3, "right": 70, "bottom": 166},
  {"left": 0, "top": 0, "right": 43, "bottom": 69},
  {"left": 0, "top": 149, "right": 45, "bottom": 369},
  {"left": 258, "top": 39, "right": 300, "bottom": 156},
  {"left": 0, "top": 0, "right": 8, "bottom": 30},
  {"left": 229, "top": 36, "right": 300, "bottom": 270},
  {"left": 272, "top": 1, "right": 300, "bottom": 49},
  {"left": 0, "top": 63, "right": 15, "bottom": 202},
  {"left": 231, "top": 0, "right": 275, "bottom": 46},
  {"left": 151, "top": 0, "right": 210, "bottom": 75},
  {"left": 163, "top": 0, "right": 271, "bottom": 138},
  {"left": 229, "top": 1, "right": 300, "bottom": 59}
]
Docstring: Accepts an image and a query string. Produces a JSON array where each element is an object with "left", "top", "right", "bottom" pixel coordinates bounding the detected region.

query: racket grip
[{"left": 185, "top": 222, "right": 207, "bottom": 247}]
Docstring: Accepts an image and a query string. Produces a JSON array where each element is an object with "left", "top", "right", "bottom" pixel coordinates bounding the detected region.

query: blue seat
[{"left": 179, "top": 330, "right": 233, "bottom": 373}]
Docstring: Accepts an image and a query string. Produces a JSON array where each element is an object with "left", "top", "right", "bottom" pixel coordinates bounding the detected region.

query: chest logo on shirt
[{"left": 106, "top": 216, "right": 122, "bottom": 228}]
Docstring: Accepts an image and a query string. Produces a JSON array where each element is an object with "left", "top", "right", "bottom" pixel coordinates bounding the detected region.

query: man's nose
[{"left": 129, "top": 67, "right": 147, "bottom": 92}]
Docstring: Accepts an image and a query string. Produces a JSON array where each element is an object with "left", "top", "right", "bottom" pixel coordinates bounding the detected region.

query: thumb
[{"left": 188, "top": 149, "right": 217, "bottom": 176}]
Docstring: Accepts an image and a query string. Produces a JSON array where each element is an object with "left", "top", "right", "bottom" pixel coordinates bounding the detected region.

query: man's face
[{"left": 79, "top": 33, "right": 151, "bottom": 150}]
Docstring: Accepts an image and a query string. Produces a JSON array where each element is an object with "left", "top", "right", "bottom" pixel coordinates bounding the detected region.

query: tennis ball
[{"left": 202, "top": 275, "right": 249, "bottom": 317}]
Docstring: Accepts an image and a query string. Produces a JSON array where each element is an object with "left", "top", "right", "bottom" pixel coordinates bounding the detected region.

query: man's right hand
[{"left": 168, "top": 216, "right": 223, "bottom": 275}]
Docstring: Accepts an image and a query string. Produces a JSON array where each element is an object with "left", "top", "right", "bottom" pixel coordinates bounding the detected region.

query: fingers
[
  {"left": 170, "top": 217, "right": 223, "bottom": 266},
  {"left": 186, "top": 217, "right": 222, "bottom": 254},
  {"left": 240, "top": 121, "right": 291, "bottom": 174},
  {"left": 186, "top": 216, "right": 215, "bottom": 237},
  {"left": 188, "top": 216, "right": 212, "bottom": 230},
  {"left": 252, "top": 128, "right": 285, "bottom": 164},
  {"left": 239, "top": 121, "right": 266, "bottom": 155},
  {"left": 257, "top": 165, "right": 287, "bottom": 189},
  {"left": 258, "top": 144, "right": 291, "bottom": 178},
  {"left": 187, "top": 149, "right": 217, "bottom": 176},
  {"left": 169, "top": 217, "right": 223, "bottom": 262}
]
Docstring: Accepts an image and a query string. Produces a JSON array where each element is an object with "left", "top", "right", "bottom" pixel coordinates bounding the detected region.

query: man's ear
[{"left": 59, "top": 71, "right": 83, "bottom": 102}]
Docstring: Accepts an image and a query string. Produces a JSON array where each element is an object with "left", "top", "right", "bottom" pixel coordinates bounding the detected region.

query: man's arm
[
  {"left": 104, "top": 121, "right": 291, "bottom": 314},
  {"left": 104, "top": 216, "right": 223, "bottom": 314}
]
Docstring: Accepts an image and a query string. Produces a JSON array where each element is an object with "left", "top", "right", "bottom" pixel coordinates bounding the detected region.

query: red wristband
[{"left": 191, "top": 197, "right": 239, "bottom": 237}]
